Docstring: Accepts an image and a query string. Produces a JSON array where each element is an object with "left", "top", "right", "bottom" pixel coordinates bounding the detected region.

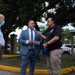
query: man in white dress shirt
[
  {"left": 0, "top": 14, "right": 5, "bottom": 61},
  {"left": 19, "top": 20, "right": 42, "bottom": 75}
]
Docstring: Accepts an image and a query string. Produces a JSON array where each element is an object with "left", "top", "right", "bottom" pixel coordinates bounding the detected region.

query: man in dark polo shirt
[{"left": 38, "top": 17, "right": 62, "bottom": 75}]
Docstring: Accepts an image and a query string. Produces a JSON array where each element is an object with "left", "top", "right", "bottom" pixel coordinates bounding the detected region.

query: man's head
[
  {"left": 47, "top": 17, "right": 56, "bottom": 27},
  {"left": 28, "top": 20, "right": 35, "bottom": 29},
  {"left": 0, "top": 14, "right": 5, "bottom": 23}
]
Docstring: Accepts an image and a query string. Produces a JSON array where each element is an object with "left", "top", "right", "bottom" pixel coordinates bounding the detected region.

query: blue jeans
[{"left": 20, "top": 49, "right": 37, "bottom": 75}]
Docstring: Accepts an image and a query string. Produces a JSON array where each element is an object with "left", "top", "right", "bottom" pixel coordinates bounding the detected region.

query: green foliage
[
  {"left": 62, "top": 29, "right": 71, "bottom": 44},
  {"left": 0, "top": 0, "right": 60, "bottom": 36},
  {"left": 0, "top": 0, "right": 75, "bottom": 37},
  {"left": 0, "top": 0, "right": 75, "bottom": 53},
  {"left": 62, "top": 29, "right": 71, "bottom": 37}
]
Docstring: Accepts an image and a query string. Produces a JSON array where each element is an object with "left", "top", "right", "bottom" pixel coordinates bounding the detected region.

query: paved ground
[
  {"left": 64, "top": 72, "right": 75, "bottom": 75},
  {"left": 0, "top": 70, "right": 20, "bottom": 75},
  {"left": 0, "top": 70, "right": 75, "bottom": 75}
]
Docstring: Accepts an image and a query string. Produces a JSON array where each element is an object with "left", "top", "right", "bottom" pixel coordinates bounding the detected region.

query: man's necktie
[{"left": 30, "top": 30, "right": 33, "bottom": 49}]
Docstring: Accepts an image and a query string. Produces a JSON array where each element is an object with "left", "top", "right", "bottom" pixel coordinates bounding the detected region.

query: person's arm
[
  {"left": 37, "top": 31, "right": 46, "bottom": 40},
  {"left": 18, "top": 31, "right": 27, "bottom": 45},
  {"left": 33, "top": 35, "right": 42, "bottom": 45},
  {"left": 18, "top": 31, "right": 33, "bottom": 45},
  {"left": 18, "top": 31, "right": 28, "bottom": 45},
  {"left": 0, "top": 44, "right": 2, "bottom": 48},
  {"left": 43, "top": 26, "right": 62, "bottom": 48},
  {"left": 43, "top": 36, "right": 59, "bottom": 48},
  {"left": 40, "top": 34, "right": 46, "bottom": 40},
  {"left": 46, "top": 36, "right": 59, "bottom": 45},
  {"left": 0, "top": 31, "right": 5, "bottom": 47}
]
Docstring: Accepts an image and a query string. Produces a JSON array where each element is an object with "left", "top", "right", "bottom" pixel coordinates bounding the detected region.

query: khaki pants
[{"left": 46, "top": 49, "right": 61, "bottom": 75}]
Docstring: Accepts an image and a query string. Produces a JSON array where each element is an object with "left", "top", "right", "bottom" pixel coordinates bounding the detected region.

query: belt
[{"left": 51, "top": 48, "right": 61, "bottom": 51}]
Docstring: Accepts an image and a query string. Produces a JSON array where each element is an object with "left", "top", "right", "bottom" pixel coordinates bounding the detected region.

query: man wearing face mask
[{"left": 0, "top": 14, "right": 5, "bottom": 62}]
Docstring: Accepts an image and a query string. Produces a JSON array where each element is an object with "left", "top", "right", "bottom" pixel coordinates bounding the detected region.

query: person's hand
[
  {"left": 33, "top": 41, "right": 38, "bottom": 45},
  {"left": 0, "top": 44, "right": 2, "bottom": 48},
  {"left": 37, "top": 31, "right": 46, "bottom": 40},
  {"left": 43, "top": 43, "right": 47, "bottom": 48},
  {"left": 28, "top": 40, "right": 33, "bottom": 44},
  {"left": 37, "top": 31, "right": 41, "bottom": 36}
]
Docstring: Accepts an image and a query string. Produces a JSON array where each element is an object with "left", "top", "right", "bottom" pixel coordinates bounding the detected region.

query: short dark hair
[
  {"left": 47, "top": 17, "right": 56, "bottom": 24},
  {"left": 51, "top": 17, "right": 56, "bottom": 23},
  {"left": 27, "top": 19, "right": 34, "bottom": 25}
]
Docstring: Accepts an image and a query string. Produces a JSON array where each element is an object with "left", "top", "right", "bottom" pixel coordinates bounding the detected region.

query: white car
[{"left": 61, "top": 44, "right": 73, "bottom": 55}]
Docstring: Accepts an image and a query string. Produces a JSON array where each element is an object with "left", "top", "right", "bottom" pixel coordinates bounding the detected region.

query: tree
[
  {"left": 62, "top": 29, "right": 71, "bottom": 44},
  {"left": 0, "top": 0, "right": 75, "bottom": 53},
  {"left": 0, "top": 0, "right": 61, "bottom": 53}
]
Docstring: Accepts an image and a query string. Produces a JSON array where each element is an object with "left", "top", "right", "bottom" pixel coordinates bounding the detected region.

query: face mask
[{"left": 0, "top": 20, "right": 5, "bottom": 27}]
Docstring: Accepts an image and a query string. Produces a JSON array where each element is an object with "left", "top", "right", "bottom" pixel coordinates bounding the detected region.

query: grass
[
  {"left": 1, "top": 54, "right": 75, "bottom": 69},
  {"left": 61, "top": 55, "right": 75, "bottom": 68}
]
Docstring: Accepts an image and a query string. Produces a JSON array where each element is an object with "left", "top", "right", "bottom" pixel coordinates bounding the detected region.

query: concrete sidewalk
[
  {"left": 0, "top": 70, "right": 20, "bottom": 75},
  {"left": 1, "top": 55, "right": 75, "bottom": 75},
  {"left": 65, "top": 72, "right": 75, "bottom": 75},
  {"left": 0, "top": 70, "right": 75, "bottom": 75},
  {"left": 1, "top": 65, "right": 75, "bottom": 75}
]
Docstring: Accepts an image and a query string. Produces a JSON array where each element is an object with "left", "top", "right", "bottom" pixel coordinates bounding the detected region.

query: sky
[{"left": 9, "top": 22, "right": 75, "bottom": 39}]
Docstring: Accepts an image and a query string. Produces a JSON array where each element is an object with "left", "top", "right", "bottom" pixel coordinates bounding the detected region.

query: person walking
[
  {"left": 18, "top": 20, "right": 42, "bottom": 75},
  {"left": 38, "top": 17, "right": 62, "bottom": 75}
]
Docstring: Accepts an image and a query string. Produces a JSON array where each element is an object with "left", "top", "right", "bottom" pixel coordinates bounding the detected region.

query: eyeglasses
[{"left": 30, "top": 23, "right": 35, "bottom": 24}]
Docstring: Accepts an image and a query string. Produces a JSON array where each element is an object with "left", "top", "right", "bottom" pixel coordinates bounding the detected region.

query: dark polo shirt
[{"left": 46, "top": 25, "right": 62, "bottom": 51}]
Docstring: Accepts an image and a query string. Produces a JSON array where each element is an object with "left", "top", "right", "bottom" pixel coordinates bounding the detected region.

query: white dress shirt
[
  {"left": 0, "top": 29, "right": 5, "bottom": 47},
  {"left": 26, "top": 28, "right": 35, "bottom": 43},
  {"left": 26, "top": 28, "right": 35, "bottom": 49},
  {"left": 26, "top": 28, "right": 40, "bottom": 47}
]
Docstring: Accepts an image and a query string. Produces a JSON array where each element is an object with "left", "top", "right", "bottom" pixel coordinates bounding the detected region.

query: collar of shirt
[
  {"left": 28, "top": 28, "right": 35, "bottom": 31},
  {"left": 28, "top": 28, "right": 35, "bottom": 41}
]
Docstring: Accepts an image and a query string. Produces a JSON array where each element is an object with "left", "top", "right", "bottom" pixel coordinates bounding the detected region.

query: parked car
[{"left": 61, "top": 44, "right": 72, "bottom": 55}]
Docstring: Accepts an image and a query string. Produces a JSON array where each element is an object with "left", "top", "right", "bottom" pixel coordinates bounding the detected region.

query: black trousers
[{"left": 0, "top": 48, "right": 3, "bottom": 62}]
